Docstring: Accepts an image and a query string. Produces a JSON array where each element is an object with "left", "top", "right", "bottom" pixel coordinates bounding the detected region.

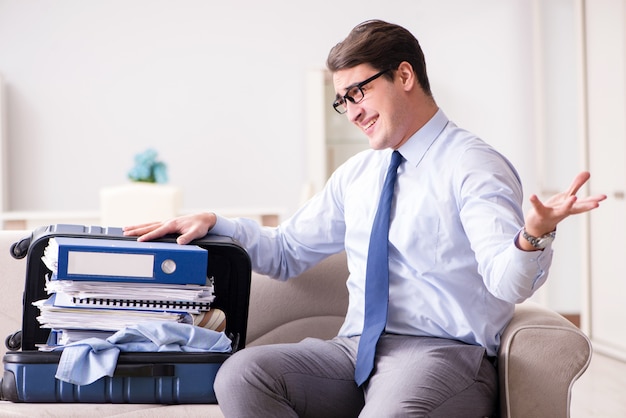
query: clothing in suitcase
[{"left": 0, "top": 224, "right": 251, "bottom": 404}]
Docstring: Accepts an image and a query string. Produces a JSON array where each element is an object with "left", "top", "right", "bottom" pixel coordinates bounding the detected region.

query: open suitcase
[{"left": 0, "top": 224, "right": 251, "bottom": 404}]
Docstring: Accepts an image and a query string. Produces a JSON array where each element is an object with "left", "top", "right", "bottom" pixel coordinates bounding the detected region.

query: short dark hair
[{"left": 326, "top": 20, "right": 432, "bottom": 97}]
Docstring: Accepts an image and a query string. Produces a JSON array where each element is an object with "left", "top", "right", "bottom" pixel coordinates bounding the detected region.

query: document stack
[{"left": 34, "top": 237, "right": 218, "bottom": 350}]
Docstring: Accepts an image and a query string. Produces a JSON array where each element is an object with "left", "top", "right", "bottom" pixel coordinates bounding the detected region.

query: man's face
[{"left": 332, "top": 64, "right": 410, "bottom": 151}]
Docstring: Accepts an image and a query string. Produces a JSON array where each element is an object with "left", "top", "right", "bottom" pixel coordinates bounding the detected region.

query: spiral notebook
[{"left": 49, "top": 291, "right": 212, "bottom": 313}]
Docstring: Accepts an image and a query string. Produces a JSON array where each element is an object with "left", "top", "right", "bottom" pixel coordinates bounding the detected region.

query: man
[{"left": 124, "top": 20, "right": 605, "bottom": 417}]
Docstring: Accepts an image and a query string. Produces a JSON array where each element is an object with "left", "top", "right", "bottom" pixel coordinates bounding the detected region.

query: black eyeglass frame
[{"left": 332, "top": 69, "right": 391, "bottom": 114}]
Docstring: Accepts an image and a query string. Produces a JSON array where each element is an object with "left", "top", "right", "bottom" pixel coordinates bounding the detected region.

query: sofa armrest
[{"left": 498, "top": 302, "right": 592, "bottom": 418}]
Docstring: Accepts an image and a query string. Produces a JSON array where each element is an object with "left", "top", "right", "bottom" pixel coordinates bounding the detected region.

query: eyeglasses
[{"left": 332, "top": 69, "right": 390, "bottom": 114}]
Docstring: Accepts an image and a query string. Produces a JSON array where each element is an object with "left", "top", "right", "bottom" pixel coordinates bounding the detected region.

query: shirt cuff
[{"left": 210, "top": 215, "right": 237, "bottom": 237}]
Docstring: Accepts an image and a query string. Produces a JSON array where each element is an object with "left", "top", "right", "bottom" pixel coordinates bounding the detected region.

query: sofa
[{"left": 0, "top": 228, "right": 591, "bottom": 417}]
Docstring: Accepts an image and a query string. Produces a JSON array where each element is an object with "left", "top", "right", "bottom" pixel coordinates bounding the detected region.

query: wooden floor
[{"left": 570, "top": 352, "right": 626, "bottom": 417}]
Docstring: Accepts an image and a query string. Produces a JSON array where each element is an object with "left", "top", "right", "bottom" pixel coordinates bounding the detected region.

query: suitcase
[{"left": 0, "top": 224, "right": 251, "bottom": 404}]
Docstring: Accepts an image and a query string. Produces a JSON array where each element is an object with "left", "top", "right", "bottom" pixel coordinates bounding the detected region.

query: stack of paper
[{"left": 34, "top": 237, "right": 217, "bottom": 349}]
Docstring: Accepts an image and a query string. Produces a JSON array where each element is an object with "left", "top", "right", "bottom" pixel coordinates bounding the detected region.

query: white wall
[
  {"left": 0, "top": 0, "right": 543, "bottom": 214},
  {"left": 0, "top": 0, "right": 591, "bottom": 312}
]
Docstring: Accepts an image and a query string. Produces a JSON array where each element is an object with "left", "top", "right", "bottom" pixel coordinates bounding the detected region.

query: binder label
[{"left": 67, "top": 251, "right": 155, "bottom": 278}]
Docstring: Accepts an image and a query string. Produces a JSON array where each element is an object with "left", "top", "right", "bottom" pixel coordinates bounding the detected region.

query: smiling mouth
[{"left": 363, "top": 117, "right": 377, "bottom": 131}]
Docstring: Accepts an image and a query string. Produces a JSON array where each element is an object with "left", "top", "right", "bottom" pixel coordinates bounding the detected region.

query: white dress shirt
[{"left": 211, "top": 109, "right": 553, "bottom": 356}]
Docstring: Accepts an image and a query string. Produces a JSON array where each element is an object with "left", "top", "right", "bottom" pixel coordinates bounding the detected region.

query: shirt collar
[{"left": 397, "top": 108, "right": 449, "bottom": 167}]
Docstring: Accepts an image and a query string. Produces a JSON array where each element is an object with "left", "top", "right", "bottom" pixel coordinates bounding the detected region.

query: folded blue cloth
[
  {"left": 55, "top": 337, "right": 120, "bottom": 386},
  {"left": 54, "top": 321, "right": 232, "bottom": 385}
]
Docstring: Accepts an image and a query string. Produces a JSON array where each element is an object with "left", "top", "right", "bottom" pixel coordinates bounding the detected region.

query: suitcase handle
[{"left": 113, "top": 363, "right": 175, "bottom": 378}]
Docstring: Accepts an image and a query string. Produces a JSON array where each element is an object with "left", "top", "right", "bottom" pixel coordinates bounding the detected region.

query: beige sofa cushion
[{"left": 245, "top": 252, "right": 349, "bottom": 346}]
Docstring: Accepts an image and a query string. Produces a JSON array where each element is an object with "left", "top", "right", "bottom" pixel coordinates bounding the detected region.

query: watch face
[{"left": 523, "top": 230, "right": 555, "bottom": 249}]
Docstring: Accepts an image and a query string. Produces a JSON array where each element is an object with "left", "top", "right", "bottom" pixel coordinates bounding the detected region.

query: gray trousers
[{"left": 214, "top": 334, "right": 498, "bottom": 418}]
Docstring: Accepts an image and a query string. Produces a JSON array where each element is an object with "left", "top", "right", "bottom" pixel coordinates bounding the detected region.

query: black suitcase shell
[{"left": 1, "top": 224, "right": 251, "bottom": 403}]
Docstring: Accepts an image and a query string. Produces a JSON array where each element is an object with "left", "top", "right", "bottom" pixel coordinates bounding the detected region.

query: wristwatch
[{"left": 522, "top": 228, "right": 556, "bottom": 249}]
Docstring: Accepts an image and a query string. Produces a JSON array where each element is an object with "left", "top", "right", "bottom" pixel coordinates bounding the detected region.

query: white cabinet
[{"left": 585, "top": 0, "right": 626, "bottom": 360}]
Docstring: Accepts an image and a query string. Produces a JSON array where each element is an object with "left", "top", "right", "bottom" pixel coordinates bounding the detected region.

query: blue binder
[{"left": 51, "top": 237, "right": 208, "bottom": 285}]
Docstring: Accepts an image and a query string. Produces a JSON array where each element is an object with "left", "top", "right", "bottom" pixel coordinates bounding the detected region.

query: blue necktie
[{"left": 354, "top": 150, "right": 403, "bottom": 386}]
